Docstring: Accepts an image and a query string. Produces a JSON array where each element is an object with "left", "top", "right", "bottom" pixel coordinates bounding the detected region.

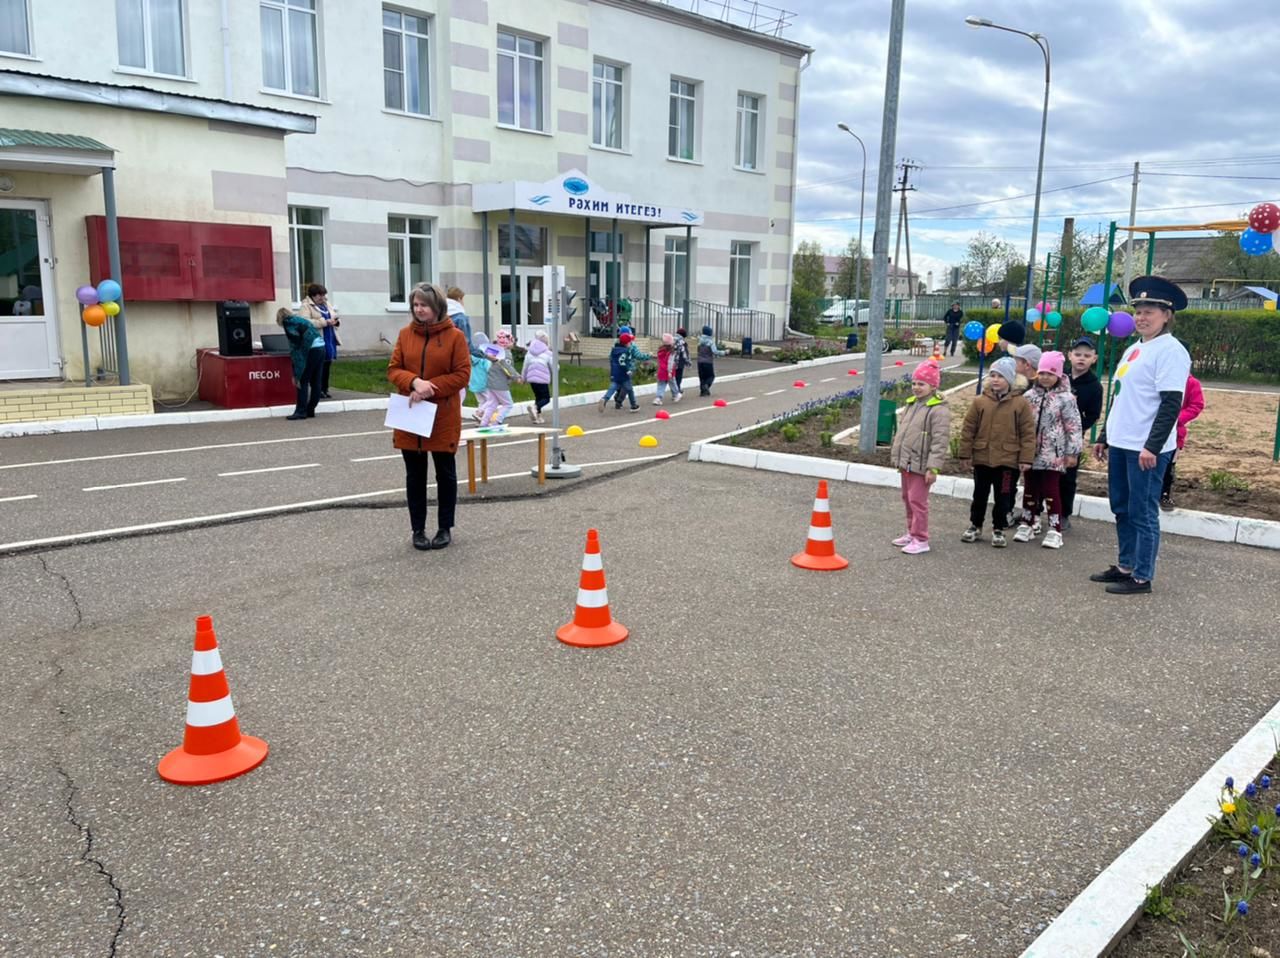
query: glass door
[{"left": 0, "top": 200, "right": 60, "bottom": 379}]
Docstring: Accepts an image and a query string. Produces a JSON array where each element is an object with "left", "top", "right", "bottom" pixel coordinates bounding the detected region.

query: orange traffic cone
[
  {"left": 791, "top": 480, "right": 849, "bottom": 571},
  {"left": 158, "top": 615, "right": 268, "bottom": 785},
  {"left": 557, "top": 529, "right": 629, "bottom": 647}
]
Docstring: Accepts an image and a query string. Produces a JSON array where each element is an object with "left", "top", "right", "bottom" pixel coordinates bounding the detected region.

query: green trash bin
[{"left": 876, "top": 398, "right": 897, "bottom": 445}]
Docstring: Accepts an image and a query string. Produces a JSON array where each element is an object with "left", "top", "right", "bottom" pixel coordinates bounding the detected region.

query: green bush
[{"left": 957, "top": 307, "right": 1280, "bottom": 381}]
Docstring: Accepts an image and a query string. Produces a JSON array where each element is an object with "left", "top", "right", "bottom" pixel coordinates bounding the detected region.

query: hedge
[{"left": 957, "top": 308, "right": 1280, "bottom": 382}]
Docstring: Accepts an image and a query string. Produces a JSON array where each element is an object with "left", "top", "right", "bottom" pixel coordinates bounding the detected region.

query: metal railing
[
  {"left": 635, "top": 299, "right": 781, "bottom": 343},
  {"left": 655, "top": 0, "right": 797, "bottom": 37}
]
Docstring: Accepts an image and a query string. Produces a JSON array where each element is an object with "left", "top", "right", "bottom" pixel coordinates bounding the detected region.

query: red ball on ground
[
  {"left": 713, "top": 398, "right": 727, "bottom": 407},
  {"left": 793, "top": 380, "right": 806, "bottom": 387},
  {"left": 848, "top": 369, "right": 859, "bottom": 376},
  {"left": 655, "top": 409, "right": 670, "bottom": 420}
]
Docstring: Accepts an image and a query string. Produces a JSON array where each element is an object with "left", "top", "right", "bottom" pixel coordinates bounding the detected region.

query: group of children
[
  {"left": 598, "top": 324, "right": 728, "bottom": 412},
  {"left": 462, "top": 327, "right": 557, "bottom": 427}
]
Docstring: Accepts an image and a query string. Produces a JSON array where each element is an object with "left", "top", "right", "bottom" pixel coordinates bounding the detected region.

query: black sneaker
[
  {"left": 1159, "top": 494, "right": 1173, "bottom": 511},
  {"left": 430, "top": 528, "right": 451, "bottom": 550},
  {"left": 1106, "top": 576, "right": 1152, "bottom": 595},
  {"left": 412, "top": 531, "right": 431, "bottom": 551},
  {"left": 1089, "top": 565, "right": 1131, "bottom": 583}
]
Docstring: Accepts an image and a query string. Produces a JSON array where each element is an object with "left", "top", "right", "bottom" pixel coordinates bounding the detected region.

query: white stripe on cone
[
  {"left": 581, "top": 553, "right": 603, "bottom": 572},
  {"left": 186, "top": 695, "right": 236, "bottom": 728},
  {"left": 576, "top": 587, "right": 609, "bottom": 608},
  {"left": 807, "top": 526, "right": 834, "bottom": 541},
  {"left": 190, "top": 649, "right": 224, "bottom": 676},
  {"left": 812, "top": 499, "right": 830, "bottom": 513}
]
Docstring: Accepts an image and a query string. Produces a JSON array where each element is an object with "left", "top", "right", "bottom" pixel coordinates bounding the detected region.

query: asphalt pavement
[{"left": 4, "top": 353, "right": 1279, "bottom": 957}]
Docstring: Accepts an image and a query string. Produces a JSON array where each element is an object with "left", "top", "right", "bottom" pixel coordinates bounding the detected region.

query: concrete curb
[
  {"left": 0, "top": 349, "right": 892, "bottom": 438},
  {"left": 1020, "top": 698, "right": 1280, "bottom": 957}
]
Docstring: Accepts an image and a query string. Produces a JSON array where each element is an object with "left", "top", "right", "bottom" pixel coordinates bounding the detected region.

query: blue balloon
[
  {"left": 97, "top": 279, "right": 123, "bottom": 303},
  {"left": 1025, "top": 307, "right": 1041, "bottom": 323},
  {"left": 963, "top": 320, "right": 984, "bottom": 341},
  {"left": 1240, "top": 228, "right": 1274, "bottom": 256}
]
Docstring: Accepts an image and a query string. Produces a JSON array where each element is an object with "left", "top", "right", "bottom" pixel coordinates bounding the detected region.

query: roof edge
[{"left": 591, "top": 0, "right": 813, "bottom": 56}]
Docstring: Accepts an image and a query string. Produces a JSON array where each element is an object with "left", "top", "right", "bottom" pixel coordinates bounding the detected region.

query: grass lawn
[{"left": 328, "top": 357, "right": 620, "bottom": 405}]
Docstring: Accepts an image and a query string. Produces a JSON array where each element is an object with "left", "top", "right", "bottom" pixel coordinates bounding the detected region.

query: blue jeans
[
  {"left": 1108, "top": 446, "right": 1173, "bottom": 582},
  {"left": 602, "top": 377, "right": 636, "bottom": 408},
  {"left": 656, "top": 378, "right": 681, "bottom": 400}
]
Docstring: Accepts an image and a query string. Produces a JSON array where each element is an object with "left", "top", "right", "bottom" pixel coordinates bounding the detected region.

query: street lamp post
[
  {"left": 965, "top": 15, "right": 1051, "bottom": 314},
  {"left": 837, "top": 123, "right": 867, "bottom": 326}
]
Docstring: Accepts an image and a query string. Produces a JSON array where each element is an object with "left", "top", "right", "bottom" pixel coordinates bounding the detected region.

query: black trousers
[
  {"left": 295, "top": 348, "right": 324, "bottom": 416},
  {"left": 943, "top": 327, "right": 960, "bottom": 355},
  {"left": 1161, "top": 451, "right": 1180, "bottom": 497},
  {"left": 970, "top": 464, "right": 1019, "bottom": 530},
  {"left": 530, "top": 382, "right": 551, "bottom": 412},
  {"left": 1060, "top": 464, "right": 1080, "bottom": 518},
  {"left": 674, "top": 362, "right": 686, "bottom": 390},
  {"left": 697, "top": 361, "right": 715, "bottom": 395},
  {"left": 401, "top": 449, "right": 457, "bottom": 534},
  {"left": 320, "top": 359, "right": 332, "bottom": 395}
]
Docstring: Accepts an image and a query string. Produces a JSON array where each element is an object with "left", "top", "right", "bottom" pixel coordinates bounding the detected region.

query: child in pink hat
[
  {"left": 1013, "top": 350, "right": 1082, "bottom": 548},
  {"left": 654, "top": 332, "right": 683, "bottom": 406},
  {"left": 889, "top": 360, "right": 950, "bottom": 555}
]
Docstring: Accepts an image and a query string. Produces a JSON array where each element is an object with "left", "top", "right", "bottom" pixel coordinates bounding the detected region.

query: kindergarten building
[{"left": 0, "top": 0, "right": 811, "bottom": 406}]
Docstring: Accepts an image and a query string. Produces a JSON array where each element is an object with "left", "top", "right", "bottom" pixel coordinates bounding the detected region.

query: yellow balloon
[
  {"left": 985, "top": 323, "right": 1001, "bottom": 344},
  {"left": 102, "top": 300, "right": 121, "bottom": 317},
  {"left": 564, "top": 425, "right": 585, "bottom": 437}
]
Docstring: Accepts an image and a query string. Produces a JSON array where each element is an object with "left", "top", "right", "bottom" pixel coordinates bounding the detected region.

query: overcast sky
[{"left": 777, "top": 0, "right": 1278, "bottom": 288}]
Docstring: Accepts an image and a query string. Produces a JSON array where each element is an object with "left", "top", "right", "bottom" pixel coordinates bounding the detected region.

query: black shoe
[
  {"left": 430, "top": 529, "right": 451, "bottom": 550},
  {"left": 1062, "top": 516, "right": 1072, "bottom": 532},
  {"left": 1106, "top": 576, "right": 1152, "bottom": 595},
  {"left": 286, "top": 412, "right": 306, "bottom": 420},
  {"left": 320, "top": 392, "right": 332, "bottom": 399},
  {"left": 1159, "top": 495, "right": 1173, "bottom": 511},
  {"left": 306, "top": 412, "right": 316, "bottom": 418},
  {"left": 1089, "top": 565, "right": 1131, "bottom": 583},
  {"left": 412, "top": 531, "right": 431, "bottom": 551}
]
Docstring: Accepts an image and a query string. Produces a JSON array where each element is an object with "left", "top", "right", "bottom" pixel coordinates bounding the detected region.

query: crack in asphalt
[
  {"left": 56, "top": 767, "right": 126, "bottom": 957},
  {"left": 37, "top": 554, "right": 84, "bottom": 630}
]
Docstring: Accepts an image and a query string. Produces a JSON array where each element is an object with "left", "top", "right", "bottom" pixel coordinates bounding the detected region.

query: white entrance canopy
[{"left": 473, "top": 169, "right": 704, "bottom": 226}]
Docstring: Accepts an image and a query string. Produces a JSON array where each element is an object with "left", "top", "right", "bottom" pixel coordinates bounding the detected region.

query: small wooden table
[{"left": 460, "top": 425, "right": 562, "bottom": 493}]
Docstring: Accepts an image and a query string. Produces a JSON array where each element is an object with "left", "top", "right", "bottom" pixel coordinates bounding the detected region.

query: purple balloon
[
  {"left": 1108, "top": 311, "right": 1136, "bottom": 338},
  {"left": 76, "top": 285, "right": 100, "bottom": 306}
]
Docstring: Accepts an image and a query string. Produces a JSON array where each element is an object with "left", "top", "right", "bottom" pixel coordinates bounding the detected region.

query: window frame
[
  {"left": 663, "top": 236, "right": 691, "bottom": 308},
  {"left": 260, "top": 0, "right": 321, "bottom": 99},
  {"left": 287, "top": 206, "right": 326, "bottom": 304},
  {"left": 116, "top": 0, "right": 189, "bottom": 78},
  {"left": 381, "top": 6, "right": 432, "bottom": 117},
  {"left": 735, "top": 92, "right": 762, "bottom": 172},
  {"left": 0, "top": 0, "right": 34, "bottom": 57},
  {"left": 496, "top": 28, "right": 546, "bottom": 133},
  {"left": 729, "top": 241, "right": 754, "bottom": 309},
  {"left": 667, "top": 76, "right": 699, "bottom": 162},
  {"left": 387, "top": 214, "right": 434, "bottom": 306},
  {"left": 591, "top": 58, "right": 625, "bottom": 151}
]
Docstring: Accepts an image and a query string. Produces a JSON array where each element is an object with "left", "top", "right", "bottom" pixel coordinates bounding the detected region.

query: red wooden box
[{"left": 197, "top": 348, "right": 295, "bottom": 409}]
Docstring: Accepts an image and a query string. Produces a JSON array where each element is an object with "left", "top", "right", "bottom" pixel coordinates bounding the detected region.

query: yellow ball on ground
[
  {"left": 639, "top": 435, "right": 658, "bottom": 448},
  {"left": 565, "top": 425, "right": 585, "bottom": 436}
]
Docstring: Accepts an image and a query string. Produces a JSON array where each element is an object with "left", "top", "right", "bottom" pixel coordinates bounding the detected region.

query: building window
[
  {"left": 664, "top": 237, "right": 690, "bottom": 307},
  {"left": 287, "top": 207, "right": 325, "bottom": 302},
  {"left": 589, "top": 230, "right": 621, "bottom": 254},
  {"left": 382, "top": 8, "right": 430, "bottom": 115},
  {"left": 729, "top": 241, "right": 753, "bottom": 308},
  {"left": 117, "top": 0, "right": 186, "bottom": 75},
  {"left": 592, "top": 60, "right": 624, "bottom": 149},
  {"left": 668, "top": 78, "right": 697, "bottom": 161},
  {"left": 0, "top": 0, "right": 32, "bottom": 55},
  {"left": 735, "top": 93, "right": 761, "bottom": 171},
  {"left": 497, "top": 224, "right": 547, "bottom": 266},
  {"left": 497, "top": 30, "right": 544, "bottom": 131},
  {"left": 387, "top": 215, "right": 433, "bottom": 304},
  {"left": 260, "top": 0, "right": 319, "bottom": 98}
]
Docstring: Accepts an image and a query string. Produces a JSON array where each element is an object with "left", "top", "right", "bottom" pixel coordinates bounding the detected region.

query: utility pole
[
  {"left": 891, "top": 159, "right": 919, "bottom": 302},
  {"left": 1121, "top": 161, "right": 1140, "bottom": 289},
  {"left": 858, "top": 0, "right": 907, "bottom": 454}
]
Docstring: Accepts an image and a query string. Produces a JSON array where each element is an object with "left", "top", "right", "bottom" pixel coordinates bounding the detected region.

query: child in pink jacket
[
  {"left": 1160, "top": 373, "right": 1204, "bottom": 509},
  {"left": 653, "top": 333, "right": 683, "bottom": 406}
]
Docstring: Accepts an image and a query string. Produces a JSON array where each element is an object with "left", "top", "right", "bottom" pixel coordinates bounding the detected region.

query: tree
[
  {"left": 833, "top": 237, "right": 867, "bottom": 303},
  {"left": 790, "top": 240, "right": 827, "bottom": 332},
  {"left": 1197, "top": 231, "right": 1280, "bottom": 286},
  {"left": 961, "top": 232, "right": 1020, "bottom": 297}
]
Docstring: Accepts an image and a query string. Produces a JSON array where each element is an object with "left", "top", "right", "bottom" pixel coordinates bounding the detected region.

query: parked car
[{"left": 819, "top": 298, "right": 870, "bottom": 325}]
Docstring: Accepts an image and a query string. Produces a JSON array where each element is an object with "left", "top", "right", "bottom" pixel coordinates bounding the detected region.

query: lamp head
[
  {"left": 837, "top": 122, "right": 850, "bottom": 132},
  {"left": 965, "top": 15, "right": 991, "bottom": 27}
]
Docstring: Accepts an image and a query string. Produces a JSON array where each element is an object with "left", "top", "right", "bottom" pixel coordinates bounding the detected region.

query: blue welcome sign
[{"left": 472, "top": 169, "right": 705, "bottom": 226}]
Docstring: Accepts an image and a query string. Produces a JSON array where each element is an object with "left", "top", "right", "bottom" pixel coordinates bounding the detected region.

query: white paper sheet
[{"left": 384, "top": 393, "right": 437, "bottom": 438}]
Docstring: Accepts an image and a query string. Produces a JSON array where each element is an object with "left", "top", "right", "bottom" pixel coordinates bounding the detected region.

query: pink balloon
[{"left": 1035, "top": 301, "right": 1048, "bottom": 313}]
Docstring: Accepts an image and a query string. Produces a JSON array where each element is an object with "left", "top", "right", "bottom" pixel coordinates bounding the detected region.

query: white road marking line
[
  {"left": 0, "top": 454, "right": 670, "bottom": 553},
  {"left": 575, "top": 398, "right": 754, "bottom": 436},
  {"left": 218, "top": 463, "right": 320, "bottom": 478},
  {"left": 820, "top": 377, "right": 836, "bottom": 382},
  {"left": 0, "top": 494, "right": 38, "bottom": 503},
  {"left": 765, "top": 389, "right": 785, "bottom": 396},
  {"left": 0, "top": 430, "right": 388, "bottom": 471},
  {"left": 83, "top": 477, "right": 187, "bottom": 492},
  {"left": 350, "top": 454, "right": 401, "bottom": 462}
]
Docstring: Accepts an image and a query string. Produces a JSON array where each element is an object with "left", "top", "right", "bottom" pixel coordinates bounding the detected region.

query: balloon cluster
[
  {"left": 1241, "top": 203, "right": 1280, "bottom": 256},
  {"left": 76, "top": 280, "right": 123, "bottom": 328},
  {"left": 1080, "top": 305, "right": 1136, "bottom": 338}
]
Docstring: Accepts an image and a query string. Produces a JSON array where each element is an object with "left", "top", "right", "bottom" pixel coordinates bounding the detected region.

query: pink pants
[
  {"left": 900, "top": 470, "right": 931, "bottom": 542},
  {"left": 478, "top": 389, "right": 513, "bottom": 426}
]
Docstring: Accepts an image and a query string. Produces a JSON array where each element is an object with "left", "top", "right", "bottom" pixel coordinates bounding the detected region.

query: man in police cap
[{"left": 1089, "top": 275, "right": 1190, "bottom": 595}]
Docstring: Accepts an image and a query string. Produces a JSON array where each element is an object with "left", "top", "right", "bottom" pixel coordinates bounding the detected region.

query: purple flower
[
  {"left": 1252, "top": 853, "right": 1262, "bottom": 867},
  {"left": 1264, "top": 776, "right": 1272, "bottom": 789},
  {"left": 1227, "top": 776, "right": 1235, "bottom": 789},
  {"left": 1253, "top": 825, "right": 1262, "bottom": 837},
  {"left": 1247, "top": 782, "right": 1259, "bottom": 798},
  {"left": 1239, "top": 844, "right": 1249, "bottom": 857},
  {"left": 1238, "top": 900, "right": 1249, "bottom": 916},
  {"left": 1275, "top": 803, "right": 1280, "bottom": 817}
]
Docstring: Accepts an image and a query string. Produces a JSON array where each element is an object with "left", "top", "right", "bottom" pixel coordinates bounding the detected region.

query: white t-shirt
[{"left": 1104, "top": 333, "right": 1190, "bottom": 453}]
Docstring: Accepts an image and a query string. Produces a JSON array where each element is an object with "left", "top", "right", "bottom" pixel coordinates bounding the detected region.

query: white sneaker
[
  {"left": 652, "top": 397, "right": 663, "bottom": 405},
  {"left": 902, "top": 539, "right": 931, "bottom": 555},
  {"left": 1013, "top": 524, "right": 1033, "bottom": 543},
  {"left": 891, "top": 533, "right": 913, "bottom": 547},
  {"left": 1042, "top": 529, "right": 1063, "bottom": 549},
  {"left": 673, "top": 392, "right": 683, "bottom": 404},
  {"left": 1032, "top": 518, "right": 1043, "bottom": 536}
]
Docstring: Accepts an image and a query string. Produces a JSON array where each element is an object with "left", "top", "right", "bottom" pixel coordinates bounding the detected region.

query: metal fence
[
  {"left": 819, "top": 293, "right": 1268, "bottom": 324},
  {"left": 634, "top": 299, "right": 781, "bottom": 343}
]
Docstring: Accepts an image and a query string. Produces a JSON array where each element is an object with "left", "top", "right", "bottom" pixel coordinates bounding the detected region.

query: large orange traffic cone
[
  {"left": 557, "top": 529, "right": 629, "bottom": 647},
  {"left": 158, "top": 615, "right": 268, "bottom": 785},
  {"left": 791, "top": 480, "right": 849, "bottom": 571}
]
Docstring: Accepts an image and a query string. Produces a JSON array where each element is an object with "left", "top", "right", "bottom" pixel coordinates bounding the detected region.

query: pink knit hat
[
  {"left": 1037, "top": 350, "right": 1065, "bottom": 379},
  {"left": 912, "top": 360, "right": 941, "bottom": 388},
  {"left": 662, "top": 332, "right": 674, "bottom": 345}
]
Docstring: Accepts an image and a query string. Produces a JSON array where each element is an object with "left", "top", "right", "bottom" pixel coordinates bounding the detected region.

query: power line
[
  {"left": 797, "top": 198, "right": 1263, "bottom": 226},
  {"left": 1143, "top": 172, "right": 1280, "bottom": 182}
]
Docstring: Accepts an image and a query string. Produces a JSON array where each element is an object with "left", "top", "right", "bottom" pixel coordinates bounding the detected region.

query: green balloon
[
  {"left": 1046, "top": 311, "right": 1062, "bottom": 328},
  {"left": 1081, "top": 306, "right": 1110, "bottom": 334}
]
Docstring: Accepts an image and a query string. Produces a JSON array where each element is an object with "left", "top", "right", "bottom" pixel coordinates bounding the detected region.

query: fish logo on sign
[
  {"left": 680, "top": 210, "right": 699, "bottom": 223},
  {"left": 530, "top": 194, "right": 551, "bottom": 206},
  {"left": 563, "top": 177, "right": 590, "bottom": 196}
]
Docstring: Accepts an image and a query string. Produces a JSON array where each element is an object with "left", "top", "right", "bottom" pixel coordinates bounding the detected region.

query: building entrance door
[{"left": 0, "top": 199, "right": 60, "bottom": 379}]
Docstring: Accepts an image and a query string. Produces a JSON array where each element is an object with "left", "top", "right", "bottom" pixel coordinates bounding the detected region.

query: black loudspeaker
[{"left": 217, "top": 300, "right": 253, "bottom": 356}]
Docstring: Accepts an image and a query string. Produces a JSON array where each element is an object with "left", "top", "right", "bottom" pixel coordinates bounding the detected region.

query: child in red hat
[{"left": 889, "top": 360, "right": 950, "bottom": 555}]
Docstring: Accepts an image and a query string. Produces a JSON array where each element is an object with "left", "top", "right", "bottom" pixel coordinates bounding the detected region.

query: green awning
[{"left": 0, "top": 128, "right": 114, "bottom": 174}]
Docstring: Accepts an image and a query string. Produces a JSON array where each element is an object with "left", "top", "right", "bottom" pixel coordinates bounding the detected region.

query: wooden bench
[{"left": 560, "top": 331, "right": 583, "bottom": 365}]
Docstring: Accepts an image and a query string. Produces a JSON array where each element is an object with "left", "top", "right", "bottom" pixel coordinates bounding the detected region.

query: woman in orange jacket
[{"left": 387, "top": 282, "right": 471, "bottom": 551}]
